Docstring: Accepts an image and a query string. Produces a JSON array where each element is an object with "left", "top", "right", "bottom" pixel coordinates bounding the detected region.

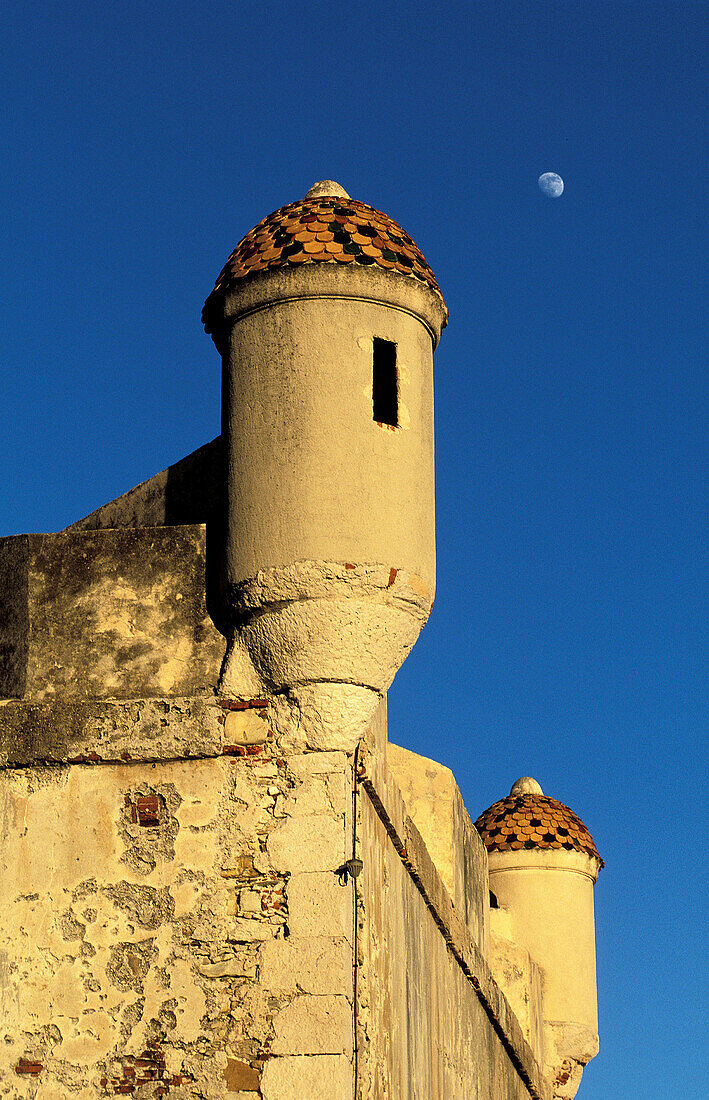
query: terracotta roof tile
[
  {"left": 475, "top": 794, "right": 603, "bottom": 866},
  {"left": 203, "top": 195, "right": 444, "bottom": 335}
]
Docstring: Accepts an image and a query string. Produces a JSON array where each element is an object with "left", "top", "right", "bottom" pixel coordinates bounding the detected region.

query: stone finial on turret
[{"left": 303, "top": 179, "right": 350, "bottom": 199}]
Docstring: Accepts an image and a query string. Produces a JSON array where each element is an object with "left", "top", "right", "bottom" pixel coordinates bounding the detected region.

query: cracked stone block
[
  {"left": 260, "top": 1054, "right": 353, "bottom": 1100},
  {"left": 197, "top": 958, "right": 255, "bottom": 978},
  {"left": 287, "top": 873, "right": 352, "bottom": 940},
  {"left": 223, "top": 1057, "right": 260, "bottom": 1090},
  {"left": 238, "top": 889, "right": 263, "bottom": 915},
  {"left": 267, "top": 814, "right": 345, "bottom": 873},
  {"left": 260, "top": 937, "right": 352, "bottom": 995},
  {"left": 285, "top": 774, "right": 339, "bottom": 818},
  {"left": 251, "top": 762, "right": 279, "bottom": 779},
  {"left": 271, "top": 993, "right": 352, "bottom": 1055}
]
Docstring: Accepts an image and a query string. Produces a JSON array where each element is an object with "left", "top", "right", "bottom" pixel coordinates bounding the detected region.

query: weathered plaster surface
[
  {"left": 0, "top": 741, "right": 353, "bottom": 1097},
  {"left": 0, "top": 685, "right": 560, "bottom": 1100}
]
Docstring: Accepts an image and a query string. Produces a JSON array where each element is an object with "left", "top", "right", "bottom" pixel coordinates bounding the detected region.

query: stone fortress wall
[
  {"left": 0, "top": 180, "right": 600, "bottom": 1099},
  {"left": 0, "top": 460, "right": 596, "bottom": 1099}
]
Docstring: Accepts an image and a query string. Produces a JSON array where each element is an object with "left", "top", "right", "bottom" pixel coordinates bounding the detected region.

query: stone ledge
[{"left": 0, "top": 694, "right": 246, "bottom": 767}]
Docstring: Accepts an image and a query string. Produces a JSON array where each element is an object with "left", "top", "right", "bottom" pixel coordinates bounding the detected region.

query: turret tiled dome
[
  {"left": 203, "top": 182, "right": 445, "bottom": 335},
  {"left": 475, "top": 779, "right": 603, "bottom": 866}
]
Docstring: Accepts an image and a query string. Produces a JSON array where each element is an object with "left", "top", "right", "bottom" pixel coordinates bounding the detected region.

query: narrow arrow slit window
[{"left": 372, "top": 338, "right": 398, "bottom": 427}]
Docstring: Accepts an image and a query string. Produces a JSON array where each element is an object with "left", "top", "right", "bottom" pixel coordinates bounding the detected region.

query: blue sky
[{"left": 1, "top": 2, "right": 706, "bottom": 1095}]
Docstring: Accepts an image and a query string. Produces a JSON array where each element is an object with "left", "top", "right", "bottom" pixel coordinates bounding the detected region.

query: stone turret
[
  {"left": 475, "top": 778, "right": 603, "bottom": 1099},
  {"left": 203, "top": 181, "right": 448, "bottom": 745}
]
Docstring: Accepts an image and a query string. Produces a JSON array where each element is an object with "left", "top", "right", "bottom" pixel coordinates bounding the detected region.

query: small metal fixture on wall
[{"left": 336, "top": 858, "right": 364, "bottom": 886}]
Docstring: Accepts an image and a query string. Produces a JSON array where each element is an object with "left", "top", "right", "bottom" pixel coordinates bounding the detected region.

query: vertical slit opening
[{"left": 372, "top": 338, "right": 398, "bottom": 426}]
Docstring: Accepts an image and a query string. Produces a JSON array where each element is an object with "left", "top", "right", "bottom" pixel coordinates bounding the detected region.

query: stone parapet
[
  {"left": 0, "top": 695, "right": 273, "bottom": 768},
  {"left": 387, "top": 741, "right": 490, "bottom": 952},
  {"left": 65, "top": 438, "right": 224, "bottom": 534},
  {"left": 0, "top": 525, "right": 224, "bottom": 702},
  {"left": 356, "top": 740, "right": 551, "bottom": 1100}
]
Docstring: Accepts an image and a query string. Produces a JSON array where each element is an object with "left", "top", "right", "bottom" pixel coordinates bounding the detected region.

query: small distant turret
[
  {"left": 203, "top": 181, "right": 447, "bottom": 742},
  {"left": 476, "top": 778, "right": 603, "bottom": 1098}
]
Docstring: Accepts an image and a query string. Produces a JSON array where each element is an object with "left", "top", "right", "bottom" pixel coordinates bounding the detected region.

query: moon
[{"left": 538, "top": 172, "right": 564, "bottom": 198}]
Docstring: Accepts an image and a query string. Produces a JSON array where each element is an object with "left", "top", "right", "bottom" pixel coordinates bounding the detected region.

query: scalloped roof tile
[
  {"left": 203, "top": 194, "right": 445, "bottom": 333},
  {"left": 474, "top": 793, "right": 603, "bottom": 866}
]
